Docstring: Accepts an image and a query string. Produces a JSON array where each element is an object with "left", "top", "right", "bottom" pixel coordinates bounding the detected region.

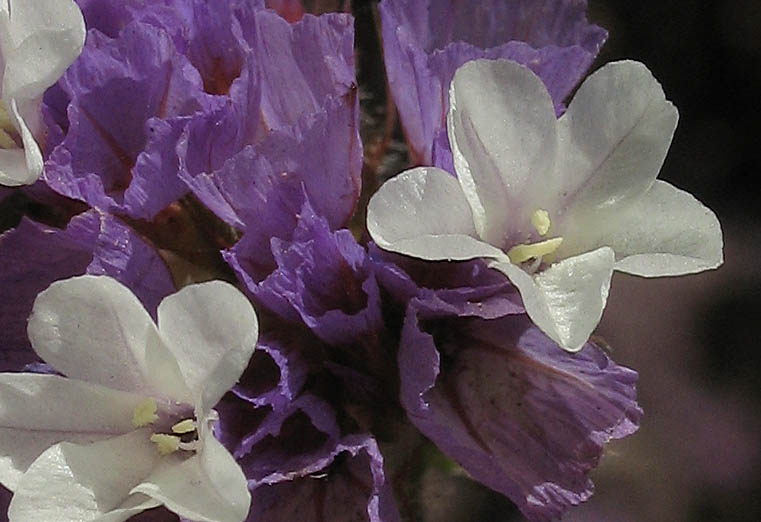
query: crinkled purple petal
[
  {"left": 233, "top": 8, "right": 356, "bottom": 132},
  {"left": 234, "top": 332, "right": 310, "bottom": 409},
  {"left": 399, "top": 306, "right": 641, "bottom": 521},
  {"left": 248, "top": 434, "right": 400, "bottom": 522},
  {"left": 370, "top": 244, "right": 523, "bottom": 320},
  {"left": 233, "top": 200, "right": 382, "bottom": 345},
  {"left": 176, "top": 1, "right": 250, "bottom": 96},
  {"left": 0, "top": 210, "right": 174, "bottom": 371},
  {"left": 177, "top": 59, "right": 262, "bottom": 183},
  {"left": 182, "top": 88, "right": 360, "bottom": 239},
  {"left": 236, "top": 394, "right": 341, "bottom": 483},
  {"left": 45, "top": 22, "right": 218, "bottom": 219},
  {"left": 380, "top": 0, "right": 606, "bottom": 164}
]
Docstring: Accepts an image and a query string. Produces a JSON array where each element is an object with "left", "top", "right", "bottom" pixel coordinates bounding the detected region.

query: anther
[
  {"left": 150, "top": 433, "right": 180, "bottom": 455},
  {"left": 531, "top": 209, "right": 551, "bottom": 236},
  {"left": 132, "top": 398, "right": 159, "bottom": 428},
  {"left": 171, "top": 419, "right": 196, "bottom": 434}
]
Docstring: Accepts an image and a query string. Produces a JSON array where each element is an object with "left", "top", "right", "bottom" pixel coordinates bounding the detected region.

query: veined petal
[
  {"left": 7, "top": 430, "right": 161, "bottom": 522},
  {"left": 0, "top": 0, "right": 86, "bottom": 100},
  {"left": 0, "top": 373, "right": 148, "bottom": 489},
  {"left": 447, "top": 59, "right": 558, "bottom": 244},
  {"left": 490, "top": 248, "right": 615, "bottom": 351},
  {"left": 27, "top": 276, "right": 189, "bottom": 401},
  {"left": 132, "top": 424, "right": 250, "bottom": 522},
  {"left": 557, "top": 60, "right": 678, "bottom": 222},
  {"left": 157, "top": 281, "right": 259, "bottom": 412},
  {"left": 367, "top": 166, "right": 504, "bottom": 261},
  {"left": 581, "top": 180, "right": 722, "bottom": 276}
]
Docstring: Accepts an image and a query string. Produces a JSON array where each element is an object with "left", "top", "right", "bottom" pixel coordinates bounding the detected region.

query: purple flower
[
  {"left": 402, "top": 303, "right": 640, "bottom": 521},
  {"left": 380, "top": 0, "right": 606, "bottom": 166}
]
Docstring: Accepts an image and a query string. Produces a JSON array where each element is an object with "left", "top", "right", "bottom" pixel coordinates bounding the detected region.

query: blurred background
[{"left": 354, "top": 0, "right": 761, "bottom": 520}]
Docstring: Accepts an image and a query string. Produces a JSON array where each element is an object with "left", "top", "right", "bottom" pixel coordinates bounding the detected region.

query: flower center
[
  {"left": 132, "top": 397, "right": 199, "bottom": 455},
  {"left": 506, "top": 209, "right": 563, "bottom": 267}
]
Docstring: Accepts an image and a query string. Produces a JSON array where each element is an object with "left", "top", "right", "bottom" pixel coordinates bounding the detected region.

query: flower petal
[
  {"left": 27, "top": 275, "right": 189, "bottom": 401},
  {"left": 1, "top": 0, "right": 86, "bottom": 100},
  {"left": 586, "top": 180, "right": 722, "bottom": 276},
  {"left": 398, "top": 310, "right": 641, "bottom": 521},
  {"left": 157, "top": 281, "right": 259, "bottom": 411},
  {"left": 556, "top": 61, "right": 678, "bottom": 222},
  {"left": 447, "top": 59, "right": 558, "bottom": 245},
  {"left": 367, "top": 166, "right": 504, "bottom": 261},
  {"left": 7, "top": 430, "right": 161, "bottom": 522},
  {"left": 132, "top": 426, "right": 250, "bottom": 522},
  {"left": 490, "top": 247, "right": 615, "bottom": 351},
  {"left": 0, "top": 99, "right": 43, "bottom": 186},
  {"left": 0, "top": 148, "right": 31, "bottom": 187},
  {"left": 0, "top": 373, "right": 149, "bottom": 489},
  {"left": 247, "top": 435, "right": 400, "bottom": 522}
]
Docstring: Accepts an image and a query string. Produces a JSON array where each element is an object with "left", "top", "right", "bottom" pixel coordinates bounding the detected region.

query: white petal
[
  {"left": 448, "top": 59, "right": 558, "bottom": 244},
  {"left": 0, "top": 373, "right": 148, "bottom": 489},
  {"left": 557, "top": 61, "right": 678, "bottom": 221},
  {"left": 0, "top": 98, "right": 43, "bottom": 186},
  {"left": 132, "top": 425, "right": 250, "bottom": 522},
  {"left": 490, "top": 248, "right": 615, "bottom": 351},
  {"left": 157, "top": 281, "right": 258, "bottom": 411},
  {"left": 3, "top": 98, "right": 43, "bottom": 184},
  {"left": 7, "top": 430, "right": 161, "bottom": 522},
  {"left": 1, "top": 0, "right": 86, "bottom": 100},
  {"left": 367, "top": 166, "right": 505, "bottom": 261},
  {"left": 597, "top": 180, "right": 721, "bottom": 276},
  {"left": 0, "top": 147, "right": 33, "bottom": 186},
  {"left": 28, "top": 275, "right": 190, "bottom": 401}
]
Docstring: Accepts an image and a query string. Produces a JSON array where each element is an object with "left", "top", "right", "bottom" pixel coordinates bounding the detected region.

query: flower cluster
[{"left": 0, "top": 1, "right": 722, "bottom": 521}]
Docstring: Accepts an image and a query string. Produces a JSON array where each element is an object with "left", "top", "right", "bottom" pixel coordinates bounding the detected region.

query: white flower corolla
[
  {"left": 367, "top": 59, "right": 723, "bottom": 351},
  {"left": 0, "top": 0, "right": 85, "bottom": 186},
  {"left": 0, "top": 275, "right": 259, "bottom": 522}
]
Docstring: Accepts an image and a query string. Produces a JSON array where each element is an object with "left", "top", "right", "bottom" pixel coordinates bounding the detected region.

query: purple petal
[
  {"left": 233, "top": 9, "right": 356, "bottom": 132},
  {"left": 370, "top": 244, "right": 523, "bottom": 320},
  {"left": 0, "top": 210, "right": 174, "bottom": 371},
  {"left": 182, "top": 88, "right": 360, "bottom": 237},
  {"left": 45, "top": 22, "right": 215, "bottom": 219},
  {"left": 247, "top": 435, "right": 400, "bottom": 522},
  {"left": 234, "top": 332, "right": 310, "bottom": 408},
  {"left": 86, "top": 212, "right": 176, "bottom": 312},
  {"left": 380, "top": 0, "right": 606, "bottom": 165},
  {"left": 236, "top": 394, "right": 341, "bottom": 483},
  {"left": 234, "top": 200, "right": 382, "bottom": 346},
  {"left": 399, "top": 307, "right": 641, "bottom": 521}
]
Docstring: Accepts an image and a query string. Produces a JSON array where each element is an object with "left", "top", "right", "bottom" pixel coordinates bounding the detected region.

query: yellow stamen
[
  {"left": 132, "top": 398, "right": 159, "bottom": 428},
  {"left": 171, "top": 419, "right": 196, "bottom": 434},
  {"left": 531, "top": 209, "right": 551, "bottom": 236},
  {"left": 150, "top": 434, "right": 181, "bottom": 455},
  {"left": 507, "top": 237, "right": 563, "bottom": 264}
]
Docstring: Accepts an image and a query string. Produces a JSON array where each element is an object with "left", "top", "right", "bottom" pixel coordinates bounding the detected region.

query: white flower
[
  {"left": 0, "top": 275, "right": 258, "bottom": 522},
  {"left": 0, "top": 0, "right": 85, "bottom": 186},
  {"left": 367, "top": 59, "right": 723, "bottom": 351}
]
